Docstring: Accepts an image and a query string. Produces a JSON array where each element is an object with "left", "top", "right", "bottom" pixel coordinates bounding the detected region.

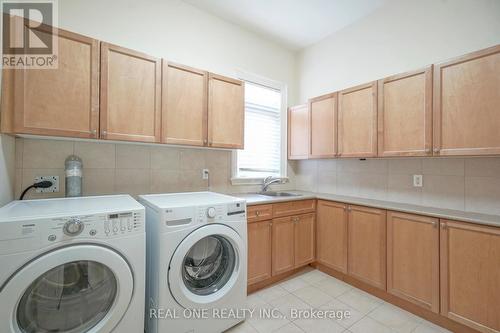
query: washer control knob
[
  {"left": 63, "top": 218, "right": 84, "bottom": 236},
  {"left": 207, "top": 207, "right": 216, "bottom": 218}
]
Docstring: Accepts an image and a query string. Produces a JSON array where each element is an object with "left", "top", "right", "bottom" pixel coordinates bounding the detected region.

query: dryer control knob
[
  {"left": 63, "top": 218, "right": 84, "bottom": 236},
  {"left": 207, "top": 207, "right": 216, "bottom": 218}
]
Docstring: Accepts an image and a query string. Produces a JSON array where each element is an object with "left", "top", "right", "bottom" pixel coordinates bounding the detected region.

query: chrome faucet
[{"left": 261, "top": 176, "right": 285, "bottom": 193}]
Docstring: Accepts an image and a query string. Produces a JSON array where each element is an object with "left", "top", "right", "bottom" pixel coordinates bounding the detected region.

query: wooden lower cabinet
[
  {"left": 294, "top": 213, "right": 315, "bottom": 267},
  {"left": 347, "top": 205, "right": 387, "bottom": 290},
  {"left": 316, "top": 200, "right": 348, "bottom": 273},
  {"left": 271, "top": 216, "right": 295, "bottom": 275},
  {"left": 440, "top": 220, "right": 500, "bottom": 333},
  {"left": 387, "top": 211, "right": 439, "bottom": 313},
  {"left": 271, "top": 213, "right": 316, "bottom": 276},
  {"left": 247, "top": 220, "right": 272, "bottom": 285}
]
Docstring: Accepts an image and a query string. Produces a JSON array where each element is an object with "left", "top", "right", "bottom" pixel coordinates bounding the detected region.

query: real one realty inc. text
[{"left": 149, "top": 307, "right": 351, "bottom": 321}]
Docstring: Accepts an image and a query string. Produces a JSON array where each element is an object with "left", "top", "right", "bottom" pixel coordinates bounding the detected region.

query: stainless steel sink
[{"left": 259, "top": 191, "right": 302, "bottom": 197}]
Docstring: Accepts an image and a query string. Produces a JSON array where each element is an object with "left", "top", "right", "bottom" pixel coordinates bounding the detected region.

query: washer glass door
[
  {"left": 17, "top": 260, "right": 117, "bottom": 333},
  {"left": 183, "top": 235, "right": 236, "bottom": 296},
  {"left": 0, "top": 245, "right": 134, "bottom": 333},
  {"left": 168, "top": 224, "right": 244, "bottom": 308}
]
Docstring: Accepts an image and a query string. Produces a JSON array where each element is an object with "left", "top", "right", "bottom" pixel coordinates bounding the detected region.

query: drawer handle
[{"left": 256, "top": 211, "right": 260, "bottom": 216}]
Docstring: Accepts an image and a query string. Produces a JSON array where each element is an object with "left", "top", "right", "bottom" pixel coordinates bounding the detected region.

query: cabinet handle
[
  {"left": 256, "top": 211, "right": 260, "bottom": 216},
  {"left": 347, "top": 207, "right": 352, "bottom": 212},
  {"left": 91, "top": 129, "right": 97, "bottom": 137},
  {"left": 433, "top": 148, "right": 440, "bottom": 153},
  {"left": 101, "top": 130, "right": 107, "bottom": 137},
  {"left": 432, "top": 221, "right": 438, "bottom": 228},
  {"left": 441, "top": 222, "right": 447, "bottom": 229}
]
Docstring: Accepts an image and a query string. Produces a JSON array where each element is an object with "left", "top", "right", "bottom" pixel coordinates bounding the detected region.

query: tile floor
[{"left": 226, "top": 269, "right": 451, "bottom": 333}]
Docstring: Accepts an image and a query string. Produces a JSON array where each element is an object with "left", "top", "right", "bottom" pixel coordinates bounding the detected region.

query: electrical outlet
[
  {"left": 202, "top": 169, "right": 209, "bottom": 180},
  {"left": 413, "top": 174, "right": 423, "bottom": 187},
  {"left": 35, "top": 176, "right": 60, "bottom": 193}
]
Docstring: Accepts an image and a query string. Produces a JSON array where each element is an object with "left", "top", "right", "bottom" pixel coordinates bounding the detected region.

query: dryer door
[
  {"left": 0, "top": 245, "right": 134, "bottom": 333},
  {"left": 168, "top": 224, "right": 244, "bottom": 308}
]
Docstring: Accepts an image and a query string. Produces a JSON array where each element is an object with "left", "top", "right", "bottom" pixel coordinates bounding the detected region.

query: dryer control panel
[{"left": 0, "top": 209, "right": 145, "bottom": 254}]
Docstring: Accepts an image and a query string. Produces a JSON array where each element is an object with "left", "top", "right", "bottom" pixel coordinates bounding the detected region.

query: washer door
[
  {"left": 0, "top": 245, "right": 134, "bottom": 333},
  {"left": 168, "top": 224, "right": 243, "bottom": 308}
]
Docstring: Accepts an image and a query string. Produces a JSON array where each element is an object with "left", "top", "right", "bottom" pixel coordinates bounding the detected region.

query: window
[{"left": 232, "top": 76, "right": 286, "bottom": 182}]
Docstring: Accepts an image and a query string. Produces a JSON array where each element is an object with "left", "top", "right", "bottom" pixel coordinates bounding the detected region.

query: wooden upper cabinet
[
  {"left": 294, "top": 213, "right": 315, "bottom": 267},
  {"left": 162, "top": 62, "right": 207, "bottom": 146},
  {"left": 207, "top": 74, "right": 244, "bottom": 149},
  {"left": 316, "top": 201, "right": 348, "bottom": 273},
  {"left": 387, "top": 211, "right": 439, "bottom": 313},
  {"left": 309, "top": 93, "right": 338, "bottom": 158},
  {"left": 347, "top": 205, "right": 386, "bottom": 290},
  {"left": 2, "top": 26, "right": 99, "bottom": 138},
  {"left": 247, "top": 220, "right": 272, "bottom": 285},
  {"left": 440, "top": 220, "right": 500, "bottom": 333},
  {"left": 338, "top": 82, "right": 378, "bottom": 157},
  {"left": 288, "top": 104, "right": 310, "bottom": 159},
  {"left": 272, "top": 216, "right": 295, "bottom": 276},
  {"left": 434, "top": 45, "right": 500, "bottom": 156},
  {"left": 100, "top": 43, "right": 161, "bottom": 143},
  {"left": 378, "top": 67, "right": 433, "bottom": 157}
]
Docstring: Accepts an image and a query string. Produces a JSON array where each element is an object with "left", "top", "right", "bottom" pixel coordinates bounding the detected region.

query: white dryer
[
  {"left": 0, "top": 195, "right": 145, "bottom": 333},
  {"left": 139, "top": 192, "right": 247, "bottom": 333}
]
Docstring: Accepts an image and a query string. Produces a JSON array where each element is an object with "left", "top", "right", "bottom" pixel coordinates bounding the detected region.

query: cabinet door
[
  {"left": 440, "top": 220, "right": 500, "bottom": 333},
  {"left": 433, "top": 45, "right": 500, "bottom": 156},
  {"left": 316, "top": 201, "right": 348, "bottom": 273},
  {"left": 6, "top": 27, "right": 99, "bottom": 138},
  {"left": 347, "top": 205, "right": 386, "bottom": 290},
  {"left": 207, "top": 74, "right": 244, "bottom": 149},
  {"left": 378, "top": 67, "right": 433, "bottom": 157},
  {"left": 309, "top": 93, "right": 337, "bottom": 158},
  {"left": 272, "top": 216, "right": 295, "bottom": 276},
  {"left": 338, "top": 82, "right": 378, "bottom": 157},
  {"left": 162, "top": 62, "right": 207, "bottom": 146},
  {"left": 387, "top": 211, "right": 439, "bottom": 313},
  {"left": 288, "top": 104, "right": 310, "bottom": 159},
  {"left": 100, "top": 43, "right": 161, "bottom": 143},
  {"left": 248, "top": 220, "right": 272, "bottom": 285},
  {"left": 294, "top": 213, "right": 315, "bottom": 267}
]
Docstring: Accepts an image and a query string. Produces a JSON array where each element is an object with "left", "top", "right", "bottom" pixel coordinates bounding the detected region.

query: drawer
[
  {"left": 273, "top": 199, "right": 316, "bottom": 218},
  {"left": 247, "top": 204, "right": 273, "bottom": 223}
]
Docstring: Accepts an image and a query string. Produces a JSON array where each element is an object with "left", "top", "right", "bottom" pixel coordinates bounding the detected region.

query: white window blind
[{"left": 236, "top": 81, "right": 283, "bottom": 178}]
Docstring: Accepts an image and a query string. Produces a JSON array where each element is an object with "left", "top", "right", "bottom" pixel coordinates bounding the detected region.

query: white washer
[
  {"left": 0, "top": 195, "right": 146, "bottom": 333},
  {"left": 139, "top": 192, "right": 247, "bottom": 333}
]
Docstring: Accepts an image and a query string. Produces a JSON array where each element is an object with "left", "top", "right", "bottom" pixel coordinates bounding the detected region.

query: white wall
[
  {"left": 58, "top": 0, "right": 298, "bottom": 104},
  {"left": 0, "top": 134, "right": 15, "bottom": 206},
  {"left": 2, "top": 0, "right": 299, "bottom": 203},
  {"left": 297, "top": 0, "right": 500, "bottom": 102},
  {"left": 292, "top": 0, "right": 500, "bottom": 215}
]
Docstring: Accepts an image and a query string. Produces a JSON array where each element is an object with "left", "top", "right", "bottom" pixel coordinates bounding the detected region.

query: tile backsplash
[
  {"left": 12, "top": 137, "right": 500, "bottom": 216},
  {"left": 292, "top": 157, "right": 500, "bottom": 215},
  {"left": 14, "top": 138, "right": 295, "bottom": 200}
]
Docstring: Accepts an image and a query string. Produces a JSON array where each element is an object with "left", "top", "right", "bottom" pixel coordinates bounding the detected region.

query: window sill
[{"left": 230, "top": 177, "right": 289, "bottom": 186}]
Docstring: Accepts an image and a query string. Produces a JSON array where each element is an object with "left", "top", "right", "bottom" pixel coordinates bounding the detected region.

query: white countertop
[{"left": 232, "top": 191, "right": 500, "bottom": 228}]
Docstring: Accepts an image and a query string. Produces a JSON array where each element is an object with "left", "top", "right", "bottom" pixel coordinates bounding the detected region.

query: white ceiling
[{"left": 183, "top": 0, "right": 386, "bottom": 50}]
